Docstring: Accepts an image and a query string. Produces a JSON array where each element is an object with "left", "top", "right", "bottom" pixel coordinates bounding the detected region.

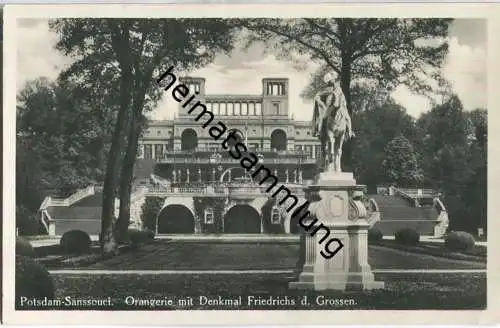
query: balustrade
[{"left": 158, "top": 157, "right": 316, "bottom": 164}]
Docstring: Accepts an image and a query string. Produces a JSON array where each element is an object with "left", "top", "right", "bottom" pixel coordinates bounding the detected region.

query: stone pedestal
[{"left": 289, "top": 172, "right": 384, "bottom": 291}]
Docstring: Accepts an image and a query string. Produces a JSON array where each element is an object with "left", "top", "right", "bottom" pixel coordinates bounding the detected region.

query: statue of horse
[{"left": 312, "top": 85, "right": 354, "bottom": 173}]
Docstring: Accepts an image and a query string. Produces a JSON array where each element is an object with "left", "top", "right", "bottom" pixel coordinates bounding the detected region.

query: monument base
[
  {"left": 289, "top": 171, "right": 384, "bottom": 292},
  {"left": 316, "top": 171, "right": 355, "bottom": 186},
  {"left": 289, "top": 273, "right": 385, "bottom": 291}
]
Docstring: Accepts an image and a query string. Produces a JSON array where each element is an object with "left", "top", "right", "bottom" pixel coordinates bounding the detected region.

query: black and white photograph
[{"left": 3, "top": 3, "right": 495, "bottom": 325}]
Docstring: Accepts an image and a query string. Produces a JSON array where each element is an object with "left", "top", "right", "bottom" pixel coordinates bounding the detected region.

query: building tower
[
  {"left": 261, "top": 78, "right": 289, "bottom": 117},
  {"left": 177, "top": 77, "right": 206, "bottom": 117}
]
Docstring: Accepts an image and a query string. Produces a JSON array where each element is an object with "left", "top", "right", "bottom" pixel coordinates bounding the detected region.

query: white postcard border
[{"left": 3, "top": 3, "right": 500, "bottom": 325}]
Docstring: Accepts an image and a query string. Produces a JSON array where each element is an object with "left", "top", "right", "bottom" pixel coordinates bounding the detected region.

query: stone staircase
[
  {"left": 369, "top": 190, "right": 448, "bottom": 237},
  {"left": 39, "top": 185, "right": 146, "bottom": 236}
]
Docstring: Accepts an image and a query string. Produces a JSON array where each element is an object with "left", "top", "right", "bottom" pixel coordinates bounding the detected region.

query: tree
[
  {"left": 240, "top": 18, "right": 453, "bottom": 170},
  {"left": 16, "top": 77, "right": 115, "bottom": 199},
  {"left": 16, "top": 77, "right": 117, "bottom": 235},
  {"left": 50, "top": 19, "right": 236, "bottom": 253},
  {"left": 416, "top": 96, "right": 487, "bottom": 233},
  {"left": 351, "top": 98, "right": 418, "bottom": 191},
  {"left": 381, "top": 135, "right": 423, "bottom": 186},
  {"left": 417, "top": 94, "right": 470, "bottom": 186}
]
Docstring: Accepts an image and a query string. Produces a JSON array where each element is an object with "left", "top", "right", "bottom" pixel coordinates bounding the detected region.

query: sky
[{"left": 16, "top": 19, "right": 487, "bottom": 121}]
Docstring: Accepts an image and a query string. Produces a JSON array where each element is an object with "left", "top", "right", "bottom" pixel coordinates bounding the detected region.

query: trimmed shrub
[
  {"left": 16, "top": 255, "right": 54, "bottom": 305},
  {"left": 16, "top": 238, "right": 35, "bottom": 257},
  {"left": 129, "top": 229, "right": 150, "bottom": 249},
  {"left": 445, "top": 231, "right": 475, "bottom": 252},
  {"left": 60, "top": 230, "right": 92, "bottom": 254},
  {"left": 395, "top": 228, "right": 420, "bottom": 246},
  {"left": 368, "top": 228, "right": 383, "bottom": 243}
]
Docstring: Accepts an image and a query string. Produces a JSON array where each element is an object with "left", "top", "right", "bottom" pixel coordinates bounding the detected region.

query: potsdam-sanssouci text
[{"left": 18, "top": 296, "right": 112, "bottom": 307}]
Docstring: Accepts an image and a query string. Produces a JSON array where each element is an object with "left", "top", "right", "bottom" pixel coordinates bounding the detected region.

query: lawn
[
  {"left": 21, "top": 240, "right": 486, "bottom": 310},
  {"left": 23, "top": 271, "right": 485, "bottom": 310},
  {"left": 49, "top": 240, "right": 486, "bottom": 271}
]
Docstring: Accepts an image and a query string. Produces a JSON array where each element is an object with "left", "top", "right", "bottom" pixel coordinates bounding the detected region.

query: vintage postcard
[{"left": 2, "top": 3, "right": 499, "bottom": 325}]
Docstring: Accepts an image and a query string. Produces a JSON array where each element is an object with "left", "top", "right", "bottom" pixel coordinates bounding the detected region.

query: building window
[
  {"left": 307, "top": 131, "right": 311, "bottom": 136},
  {"left": 144, "top": 144, "right": 153, "bottom": 159},
  {"left": 221, "top": 103, "right": 227, "bottom": 115},
  {"left": 272, "top": 84, "right": 279, "bottom": 95},
  {"left": 250, "top": 143, "right": 259, "bottom": 150},
  {"left": 255, "top": 103, "right": 262, "bottom": 116},
  {"left": 296, "top": 131, "right": 300, "bottom": 135},
  {"left": 155, "top": 144, "right": 164, "bottom": 159},
  {"left": 272, "top": 103, "right": 280, "bottom": 115},
  {"left": 305, "top": 145, "right": 313, "bottom": 158},
  {"left": 295, "top": 145, "right": 302, "bottom": 152},
  {"left": 314, "top": 146, "right": 321, "bottom": 159},
  {"left": 195, "top": 83, "right": 200, "bottom": 94},
  {"left": 234, "top": 103, "right": 240, "bottom": 115},
  {"left": 249, "top": 103, "right": 255, "bottom": 115},
  {"left": 157, "top": 130, "right": 161, "bottom": 135},
  {"left": 241, "top": 103, "right": 248, "bottom": 115},
  {"left": 204, "top": 208, "right": 214, "bottom": 224},
  {"left": 271, "top": 206, "right": 280, "bottom": 224}
]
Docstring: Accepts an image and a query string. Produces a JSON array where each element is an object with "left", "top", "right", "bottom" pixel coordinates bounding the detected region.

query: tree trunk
[
  {"left": 340, "top": 58, "right": 353, "bottom": 172},
  {"left": 117, "top": 88, "right": 147, "bottom": 241},
  {"left": 100, "top": 69, "right": 133, "bottom": 256},
  {"left": 116, "top": 116, "right": 142, "bottom": 241}
]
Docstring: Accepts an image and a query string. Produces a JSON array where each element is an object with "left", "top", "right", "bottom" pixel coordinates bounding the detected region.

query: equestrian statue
[{"left": 312, "top": 72, "right": 355, "bottom": 173}]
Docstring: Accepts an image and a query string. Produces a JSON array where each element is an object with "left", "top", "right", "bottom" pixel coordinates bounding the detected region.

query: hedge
[
  {"left": 16, "top": 238, "right": 35, "bottom": 257},
  {"left": 395, "top": 228, "right": 420, "bottom": 246},
  {"left": 445, "top": 231, "right": 475, "bottom": 252},
  {"left": 16, "top": 255, "right": 54, "bottom": 305},
  {"left": 60, "top": 230, "right": 92, "bottom": 254}
]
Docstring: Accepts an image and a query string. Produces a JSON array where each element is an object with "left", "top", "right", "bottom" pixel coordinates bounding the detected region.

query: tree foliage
[
  {"left": 381, "top": 135, "right": 423, "bottom": 186},
  {"left": 351, "top": 98, "right": 419, "bottom": 192},
  {"left": 416, "top": 97, "right": 486, "bottom": 233},
  {"left": 49, "top": 18, "right": 237, "bottom": 252},
  {"left": 16, "top": 77, "right": 115, "bottom": 219},
  {"left": 140, "top": 197, "right": 165, "bottom": 231},
  {"left": 242, "top": 18, "right": 452, "bottom": 106},
  {"left": 241, "top": 18, "right": 452, "bottom": 170}
]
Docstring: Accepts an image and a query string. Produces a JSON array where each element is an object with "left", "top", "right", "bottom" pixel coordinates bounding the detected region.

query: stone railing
[
  {"left": 144, "top": 183, "right": 307, "bottom": 196},
  {"left": 393, "top": 188, "right": 419, "bottom": 207},
  {"left": 397, "top": 188, "right": 435, "bottom": 197},
  {"left": 45, "top": 185, "right": 96, "bottom": 207},
  {"left": 39, "top": 196, "right": 52, "bottom": 210},
  {"left": 66, "top": 185, "right": 95, "bottom": 205},
  {"left": 158, "top": 157, "right": 316, "bottom": 164}
]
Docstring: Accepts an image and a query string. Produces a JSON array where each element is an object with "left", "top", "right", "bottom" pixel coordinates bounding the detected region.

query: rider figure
[{"left": 313, "top": 72, "right": 354, "bottom": 139}]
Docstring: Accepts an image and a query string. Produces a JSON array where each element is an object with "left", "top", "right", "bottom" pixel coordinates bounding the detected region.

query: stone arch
[
  {"left": 219, "top": 167, "right": 248, "bottom": 182},
  {"left": 223, "top": 204, "right": 261, "bottom": 233},
  {"left": 270, "top": 129, "right": 287, "bottom": 151},
  {"left": 260, "top": 198, "right": 285, "bottom": 234},
  {"left": 181, "top": 128, "right": 198, "bottom": 150},
  {"left": 157, "top": 197, "right": 196, "bottom": 234}
]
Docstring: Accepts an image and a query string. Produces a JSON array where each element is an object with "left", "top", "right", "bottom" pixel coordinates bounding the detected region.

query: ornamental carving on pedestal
[{"left": 348, "top": 190, "right": 368, "bottom": 221}]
